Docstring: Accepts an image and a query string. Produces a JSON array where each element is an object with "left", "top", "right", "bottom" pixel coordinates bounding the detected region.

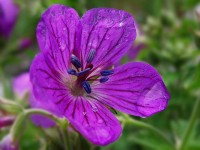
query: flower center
[{"left": 67, "top": 49, "right": 113, "bottom": 95}]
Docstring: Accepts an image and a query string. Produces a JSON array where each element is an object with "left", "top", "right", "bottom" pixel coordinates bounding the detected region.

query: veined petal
[
  {"left": 30, "top": 53, "right": 71, "bottom": 104},
  {"left": 30, "top": 53, "right": 67, "bottom": 127},
  {"left": 92, "top": 62, "right": 170, "bottom": 118},
  {"left": 79, "top": 8, "right": 136, "bottom": 70},
  {"left": 36, "top": 4, "right": 80, "bottom": 72},
  {"left": 57, "top": 97, "right": 122, "bottom": 146}
]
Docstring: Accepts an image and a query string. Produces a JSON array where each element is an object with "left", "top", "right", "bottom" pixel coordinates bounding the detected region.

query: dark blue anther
[
  {"left": 82, "top": 81, "right": 91, "bottom": 94},
  {"left": 67, "top": 69, "right": 77, "bottom": 75},
  {"left": 87, "top": 49, "right": 96, "bottom": 63},
  {"left": 100, "top": 70, "right": 114, "bottom": 76},
  {"left": 77, "top": 68, "right": 91, "bottom": 76},
  {"left": 71, "top": 54, "right": 82, "bottom": 68},
  {"left": 100, "top": 77, "right": 109, "bottom": 83}
]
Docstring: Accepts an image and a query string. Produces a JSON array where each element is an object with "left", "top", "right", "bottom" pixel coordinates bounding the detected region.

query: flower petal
[
  {"left": 12, "top": 72, "right": 32, "bottom": 99},
  {"left": 92, "top": 62, "right": 170, "bottom": 118},
  {"left": 79, "top": 8, "right": 136, "bottom": 70},
  {"left": 57, "top": 97, "right": 122, "bottom": 146},
  {"left": 36, "top": 4, "right": 80, "bottom": 72},
  {"left": 30, "top": 53, "right": 69, "bottom": 127},
  {"left": 30, "top": 53, "right": 71, "bottom": 104}
]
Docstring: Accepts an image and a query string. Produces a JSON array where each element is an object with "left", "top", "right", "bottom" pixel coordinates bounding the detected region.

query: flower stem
[
  {"left": 124, "top": 115, "right": 174, "bottom": 149},
  {"left": 0, "top": 97, "right": 23, "bottom": 113},
  {"left": 26, "top": 108, "right": 73, "bottom": 149},
  {"left": 10, "top": 108, "right": 61, "bottom": 142},
  {"left": 24, "top": 108, "right": 61, "bottom": 123},
  {"left": 178, "top": 98, "right": 200, "bottom": 150},
  {"left": 57, "top": 127, "right": 68, "bottom": 150},
  {"left": 59, "top": 120, "right": 72, "bottom": 150}
]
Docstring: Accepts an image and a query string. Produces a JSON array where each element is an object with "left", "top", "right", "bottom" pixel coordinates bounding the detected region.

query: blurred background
[{"left": 1, "top": 0, "right": 200, "bottom": 150}]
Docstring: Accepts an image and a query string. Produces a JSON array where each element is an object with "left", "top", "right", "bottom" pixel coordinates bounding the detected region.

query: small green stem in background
[
  {"left": 58, "top": 118, "right": 72, "bottom": 150},
  {"left": 178, "top": 98, "right": 200, "bottom": 150},
  {"left": 10, "top": 108, "right": 63, "bottom": 143},
  {"left": 0, "top": 97, "right": 23, "bottom": 113},
  {"left": 25, "top": 109, "right": 72, "bottom": 150},
  {"left": 123, "top": 114, "right": 175, "bottom": 149},
  {"left": 57, "top": 127, "right": 68, "bottom": 150}
]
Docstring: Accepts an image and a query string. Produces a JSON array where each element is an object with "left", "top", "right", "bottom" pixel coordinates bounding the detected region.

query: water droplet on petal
[
  {"left": 83, "top": 111, "right": 87, "bottom": 116},
  {"left": 58, "top": 38, "right": 66, "bottom": 51},
  {"left": 105, "top": 34, "right": 110, "bottom": 40},
  {"left": 97, "top": 119, "right": 103, "bottom": 124},
  {"left": 51, "top": 11, "right": 55, "bottom": 17},
  {"left": 40, "top": 28, "right": 46, "bottom": 35},
  {"left": 92, "top": 107, "right": 98, "bottom": 112},
  {"left": 119, "top": 22, "right": 124, "bottom": 27}
]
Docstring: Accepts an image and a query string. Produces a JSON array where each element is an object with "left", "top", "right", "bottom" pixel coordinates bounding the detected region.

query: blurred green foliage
[{"left": 1, "top": 0, "right": 200, "bottom": 150}]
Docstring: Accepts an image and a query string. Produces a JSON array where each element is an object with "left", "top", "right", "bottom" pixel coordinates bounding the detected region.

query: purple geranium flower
[
  {"left": 0, "top": 0, "right": 19, "bottom": 38},
  {"left": 30, "top": 4, "right": 170, "bottom": 146}
]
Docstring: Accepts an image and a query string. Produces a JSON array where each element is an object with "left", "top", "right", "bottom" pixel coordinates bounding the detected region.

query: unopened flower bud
[
  {"left": 0, "top": 116, "right": 15, "bottom": 128},
  {"left": 0, "top": 134, "right": 18, "bottom": 150}
]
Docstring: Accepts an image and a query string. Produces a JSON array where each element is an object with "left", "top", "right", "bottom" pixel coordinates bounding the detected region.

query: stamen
[
  {"left": 100, "top": 77, "right": 109, "bottom": 83},
  {"left": 77, "top": 68, "right": 91, "bottom": 76},
  {"left": 71, "top": 54, "right": 82, "bottom": 68},
  {"left": 82, "top": 81, "right": 91, "bottom": 94},
  {"left": 87, "top": 49, "right": 96, "bottom": 63},
  {"left": 100, "top": 70, "right": 114, "bottom": 76},
  {"left": 67, "top": 69, "right": 77, "bottom": 75}
]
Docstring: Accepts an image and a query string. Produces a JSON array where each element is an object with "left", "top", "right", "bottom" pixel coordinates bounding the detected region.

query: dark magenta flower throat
[{"left": 67, "top": 49, "right": 114, "bottom": 95}]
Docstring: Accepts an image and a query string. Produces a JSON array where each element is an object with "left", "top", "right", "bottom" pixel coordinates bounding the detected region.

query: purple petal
[
  {"left": 12, "top": 72, "right": 31, "bottom": 99},
  {"left": 0, "top": 134, "right": 18, "bottom": 150},
  {"left": 30, "top": 53, "right": 66, "bottom": 127},
  {"left": 0, "top": 0, "right": 19, "bottom": 38},
  {"left": 79, "top": 8, "right": 136, "bottom": 69},
  {"left": 92, "top": 62, "right": 170, "bottom": 118},
  {"left": 36, "top": 4, "right": 80, "bottom": 72},
  {"left": 57, "top": 97, "right": 122, "bottom": 146},
  {"left": 127, "top": 44, "right": 145, "bottom": 60},
  {"left": 30, "top": 53, "right": 70, "bottom": 103}
]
